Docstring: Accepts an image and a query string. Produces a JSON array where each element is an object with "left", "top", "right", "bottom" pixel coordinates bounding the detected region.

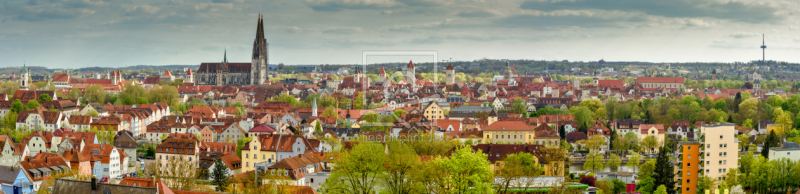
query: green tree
[
  {"left": 627, "top": 152, "right": 641, "bottom": 171},
  {"left": 696, "top": 175, "right": 715, "bottom": 193},
  {"left": 135, "top": 97, "right": 149, "bottom": 104},
  {"left": 38, "top": 94, "right": 52, "bottom": 102},
  {"left": 742, "top": 119, "right": 754, "bottom": 128},
  {"left": 653, "top": 185, "right": 667, "bottom": 194},
  {"left": 495, "top": 152, "right": 543, "bottom": 194},
  {"left": 26, "top": 100, "right": 40, "bottom": 110},
  {"left": 583, "top": 151, "right": 604, "bottom": 172},
  {"left": 636, "top": 177, "right": 655, "bottom": 194},
  {"left": 773, "top": 107, "right": 793, "bottom": 138},
  {"left": 571, "top": 106, "right": 594, "bottom": 132},
  {"left": 322, "top": 142, "right": 386, "bottom": 194},
  {"left": 652, "top": 147, "right": 676, "bottom": 194},
  {"left": 211, "top": 158, "right": 229, "bottom": 191},
  {"left": 321, "top": 106, "right": 338, "bottom": 118},
  {"left": 10, "top": 99, "right": 24, "bottom": 113},
  {"left": 314, "top": 122, "right": 322, "bottom": 134},
  {"left": 84, "top": 84, "right": 106, "bottom": 103},
  {"left": 762, "top": 130, "right": 780, "bottom": 159},
  {"left": 510, "top": 97, "right": 527, "bottom": 115},
  {"left": 607, "top": 154, "right": 621, "bottom": 172},
  {"left": 381, "top": 141, "right": 420, "bottom": 194},
  {"left": 713, "top": 99, "right": 727, "bottom": 111},
  {"left": 580, "top": 99, "right": 604, "bottom": 112},
  {"left": 641, "top": 135, "right": 658, "bottom": 154},
  {"left": 435, "top": 146, "right": 494, "bottom": 193},
  {"left": 638, "top": 159, "right": 656, "bottom": 180}
]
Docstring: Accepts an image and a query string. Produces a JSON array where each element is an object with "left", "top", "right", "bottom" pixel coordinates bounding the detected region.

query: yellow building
[
  {"left": 423, "top": 101, "right": 443, "bottom": 120},
  {"left": 482, "top": 121, "right": 535, "bottom": 144},
  {"left": 240, "top": 134, "right": 317, "bottom": 172}
]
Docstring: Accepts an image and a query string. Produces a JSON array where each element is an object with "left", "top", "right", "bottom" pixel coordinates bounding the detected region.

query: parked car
[{"left": 100, "top": 177, "right": 109, "bottom": 183}]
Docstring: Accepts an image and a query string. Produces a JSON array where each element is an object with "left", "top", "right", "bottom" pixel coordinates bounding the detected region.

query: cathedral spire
[{"left": 224, "top": 48, "right": 228, "bottom": 63}]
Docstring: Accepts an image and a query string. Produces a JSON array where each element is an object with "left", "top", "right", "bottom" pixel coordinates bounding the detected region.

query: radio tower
[{"left": 760, "top": 34, "right": 766, "bottom": 65}]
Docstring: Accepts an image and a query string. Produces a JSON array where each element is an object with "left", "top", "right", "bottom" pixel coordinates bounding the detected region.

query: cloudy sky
[{"left": 1, "top": 0, "right": 799, "bottom": 68}]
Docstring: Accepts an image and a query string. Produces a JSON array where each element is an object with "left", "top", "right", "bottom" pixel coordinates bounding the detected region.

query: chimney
[{"left": 91, "top": 176, "right": 98, "bottom": 190}]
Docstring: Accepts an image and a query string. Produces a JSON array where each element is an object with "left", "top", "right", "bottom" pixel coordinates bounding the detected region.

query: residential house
[
  {"left": 0, "top": 166, "right": 33, "bottom": 194},
  {"left": 241, "top": 134, "right": 318, "bottom": 172},
  {"left": 114, "top": 131, "right": 138, "bottom": 164},
  {"left": 19, "top": 155, "right": 70, "bottom": 192},
  {"left": 81, "top": 144, "right": 122, "bottom": 180},
  {"left": 265, "top": 151, "right": 323, "bottom": 186},
  {"left": 206, "top": 154, "right": 242, "bottom": 180},
  {"left": 155, "top": 134, "right": 201, "bottom": 175}
]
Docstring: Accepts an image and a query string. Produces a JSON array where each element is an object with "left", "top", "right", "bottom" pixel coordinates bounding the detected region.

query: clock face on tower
[{"left": 448, "top": 74, "right": 452, "bottom": 77}]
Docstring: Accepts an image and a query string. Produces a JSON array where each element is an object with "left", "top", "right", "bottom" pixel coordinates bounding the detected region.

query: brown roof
[
  {"left": 69, "top": 115, "right": 92, "bottom": 125},
  {"left": 52, "top": 73, "right": 70, "bottom": 82},
  {"left": 220, "top": 154, "right": 242, "bottom": 170},
  {"left": 118, "top": 177, "right": 174, "bottom": 194},
  {"left": 156, "top": 134, "right": 200, "bottom": 155}
]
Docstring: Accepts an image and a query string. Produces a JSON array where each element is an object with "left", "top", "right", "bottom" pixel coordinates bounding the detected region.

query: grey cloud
[
  {"left": 519, "top": 0, "right": 782, "bottom": 23},
  {"left": 322, "top": 27, "right": 363, "bottom": 34},
  {"left": 729, "top": 32, "right": 759, "bottom": 39},
  {"left": 496, "top": 13, "right": 647, "bottom": 28},
  {"left": 457, "top": 10, "right": 496, "bottom": 18},
  {"left": 302, "top": 0, "right": 399, "bottom": 11},
  {"left": 12, "top": 6, "right": 96, "bottom": 21}
]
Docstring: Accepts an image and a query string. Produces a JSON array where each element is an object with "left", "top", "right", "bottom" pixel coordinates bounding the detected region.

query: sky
[{"left": 1, "top": 0, "right": 799, "bottom": 68}]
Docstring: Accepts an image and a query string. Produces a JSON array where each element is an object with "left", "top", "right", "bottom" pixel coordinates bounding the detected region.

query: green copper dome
[{"left": 20, "top": 64, "right": 28, "bottom": 74}]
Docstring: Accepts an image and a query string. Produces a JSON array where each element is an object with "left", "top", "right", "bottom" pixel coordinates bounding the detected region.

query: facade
[
  {"left": 196, "top": 15, "right": 268, "bottom": 86},
  {"left": 482, "top": 121, "right": 536, "bottom": 144},
  {"left": 699, "top": 123, "right": 738, "bottom": 182},
  {"left": 636, "top": 77, "right": 685, "bottom": 88},
  {"left": 155, "top": 134, "right": 201, "bottom": 175},
  {"left": 241, "top": 134, "right": 317, "bottom": 172},
  {"left": 677, "top": 142, "right": 702, "bottom": 194},
  {"left": 423, "top": 101, "right": 444, "bottom": 120},
  {"left": 113, "top": 131, "right": 138, "bottom": 164},
  {"left": 639, "top": 124, "right": 666, "bottom": 152},
  {"left": 81, "top": 144, "right": 121, "bottom": 180},
  {"left": 767, "top": 142, "right": 800, "bottom": 161},
  {"left": 0, "top": 135, "right": 22, "bottom": 167}
]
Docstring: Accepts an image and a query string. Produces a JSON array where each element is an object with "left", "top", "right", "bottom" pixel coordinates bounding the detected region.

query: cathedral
[{"left": 196, "top": 14, "right": 269, "bottom": 86}]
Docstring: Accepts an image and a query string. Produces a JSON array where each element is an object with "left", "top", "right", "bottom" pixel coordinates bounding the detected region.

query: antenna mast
[{"left": 760, "top": 34, "right": 767, "bottom": 65}]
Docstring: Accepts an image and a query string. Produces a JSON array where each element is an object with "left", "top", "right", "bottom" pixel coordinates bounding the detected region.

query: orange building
[{"left": 677, "top": 142, "right": 702, "bottom": 194}]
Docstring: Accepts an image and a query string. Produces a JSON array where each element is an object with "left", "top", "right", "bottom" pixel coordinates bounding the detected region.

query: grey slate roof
[
  {"left": 451, "top": 105, "right": 493, "bottom": 113},
  {"left": 0, "top": 166, "right": 23, "bottom": 184}
]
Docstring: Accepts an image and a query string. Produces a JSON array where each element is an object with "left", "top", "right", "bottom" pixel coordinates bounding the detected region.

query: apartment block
[
  {"left": 676, "top": 141, "right": 702, "bottom": 194},
  {"left": 699, "top": 123, "right": 739, "bottom": 182}
]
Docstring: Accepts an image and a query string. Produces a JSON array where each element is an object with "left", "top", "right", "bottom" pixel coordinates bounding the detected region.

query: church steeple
[{"left": 223, "top": 48, "right": 228, "bottom": 64}]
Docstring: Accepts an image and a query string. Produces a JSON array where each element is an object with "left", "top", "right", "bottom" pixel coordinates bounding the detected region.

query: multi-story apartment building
[
  {"left": 676, "top": 141, "right": 702, "bottom": 194},
  {"left": 699, "top": 123, "right": 738, "bottom": 182}
]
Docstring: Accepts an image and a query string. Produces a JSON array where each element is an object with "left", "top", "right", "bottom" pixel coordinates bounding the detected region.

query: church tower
[
  {"left": 446, "top": 63, "right": 455, "bottom": 85},
  {"left": 251, "top": 14, "right": 268, "bottom": 85},
  {"left": 111, "top": 70, "right": 118, "bottom": 85},
  {"left": 379, "top": 67, "right": 387, "bottom": 82},
  {"left": 20, "top": 63, "right": 29, "bottom": 90},
  {"left": 185, "top": 68, "right": 194, "bottom": 84},
  {"left": 407, "top": 60, "right": 416, "bottom": 92}
]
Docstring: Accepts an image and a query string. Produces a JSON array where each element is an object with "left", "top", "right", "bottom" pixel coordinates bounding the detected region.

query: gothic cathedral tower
[{"left": 251, "top": 14, "right": 268, "bottom": 85}]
